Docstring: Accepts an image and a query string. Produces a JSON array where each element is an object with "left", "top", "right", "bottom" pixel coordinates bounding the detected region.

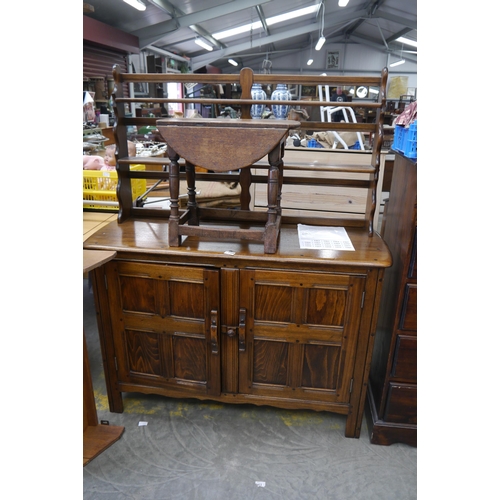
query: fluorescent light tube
[
  {"left": 228, "top": 59, "right": 238, "bottom": 66},
  {"left": 213, "top": 21, "right": 262, "bottom": 40},
  {"left": 307, "top": 59, "right": 314, "bottom": 66},
  {"left": 267, "top": 5, "right": 320, "bottom": 25},
  {"left": 213, "top": 5, "right": 320, "bottom": 40},
  {"left": 390, "top": 59, "right": 406, "bottom": 67},
  {"left": 315, "top": 36, "right": 325, "bottom": 51},
  {"left": 123, "top": 0, "right": 146, "bottom": 11},
  {"left": 195, "top": 38, "right": 213, "bottom": 51},
  {"left": 396, "top": 36, "right": 417, "bottom": 48},
  {"left": 338, "top": 0, "right": 350, "bottom": 6}
]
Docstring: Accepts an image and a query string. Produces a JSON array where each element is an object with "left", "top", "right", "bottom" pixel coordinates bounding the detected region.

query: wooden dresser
[
  {"left": 84, "top": 66, "right": 393, "bottom": 439},
  {"left": 366, "top": 152, "right": 417, "bottom": 446},
  {"left": 84, "top": 223, "right": 391, "bottom": 439}
]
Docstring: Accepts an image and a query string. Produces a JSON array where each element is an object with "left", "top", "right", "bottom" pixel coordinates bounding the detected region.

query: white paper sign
[{"left": 297, "top": 224, "right": 355, "bottom": 251}]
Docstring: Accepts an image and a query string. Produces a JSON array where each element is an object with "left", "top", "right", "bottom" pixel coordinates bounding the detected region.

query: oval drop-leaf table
[{"left": 157, "top": 118, "right": 300, "bottom": 254}]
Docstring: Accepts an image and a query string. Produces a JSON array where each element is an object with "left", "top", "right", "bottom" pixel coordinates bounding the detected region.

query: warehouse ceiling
[{"left": 83, "top": 0, "right": 417, "bottom": 72}]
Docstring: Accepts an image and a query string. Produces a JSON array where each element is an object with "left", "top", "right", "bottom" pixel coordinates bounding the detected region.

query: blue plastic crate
[
  {"left": 404, "top": 121, "right": 417, "bottom": 158},
  {"left": 392, "top": 125, "right": 407, "bottom": 153},
  {"left": 392, "top": 120, "right": 417, "bottom": 159}
]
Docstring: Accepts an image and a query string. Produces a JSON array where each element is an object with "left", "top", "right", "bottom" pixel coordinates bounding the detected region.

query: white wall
[{"left": 220, "top": 41, "right": 417, "bottom": 92}]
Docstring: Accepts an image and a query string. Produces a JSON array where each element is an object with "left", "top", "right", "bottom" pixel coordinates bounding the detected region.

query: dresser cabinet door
[
  {"left": 106, "top": 261, "right": 221, "bottom": 397},
  {"left": 238, "top": 269, "right": 366, "bottom": 405}
]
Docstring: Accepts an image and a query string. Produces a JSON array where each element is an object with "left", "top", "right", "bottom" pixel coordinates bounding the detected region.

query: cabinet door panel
[
  {"left": 253, "top": 339, "right": 288, "bottom": 385},
  {"left": 173, "top": 335, "right": 207, "bottom": 381},
  {"left": 239, "top": 270, "right": 364, "bottom": 404},
  {"left": 169, "top": 281, "right": 206, "bottom": 318},
  {"left": 120, "top": 275, "right": 159, "bottom": 314},
  {"left": 107, "top": 261, "right": 220, "bottom": 397},
  {"left": 302, "top": 344, "right": 341, "bottom": 390},
  {"left": 254, "top": 284, "right": 294, "bottom": 323},
  {"left": 306, "top": 288, "right": 346, "bottom": 326},
  {"left": 125, "top": 329, "right": 163, "bottom": 377}
]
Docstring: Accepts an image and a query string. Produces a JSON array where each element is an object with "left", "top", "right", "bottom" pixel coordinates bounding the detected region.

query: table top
[
  {"left": 156, "top": 118, "right": 301, "bottom": 171},
  {"left": 83, "top": 249, "right": 117, "bottom": 274}
]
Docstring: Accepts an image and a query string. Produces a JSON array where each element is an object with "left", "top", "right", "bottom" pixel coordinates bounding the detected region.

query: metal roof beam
[
  {"left": 190, "top": 22, "right": 325, "bottom": 71},
  {"left": 191, "top": 4, "right": 416, "bottom": 71},
  {"left": 344, "top": 0, "right": 386, "bottom": 35},
  {"left": 348, "top": 34, "right": 417, "bottom": 64},
  {"left": 376, "top": 10, "right": 417, "bottom": 31},
  {"left": 191, "top": 16, "right": 356, "bottom": 71},
  {"left": 190, "top": 5, "right": 371, "bottom": 70},
  {"left": 148, "top": 0, "right": 181, "bottom": 17},
  {"left": 386, "top": 28, "right": 415, "bottom": 44},
  {"left": 135, "top": 0, "right": 272, "bottom": 47}
]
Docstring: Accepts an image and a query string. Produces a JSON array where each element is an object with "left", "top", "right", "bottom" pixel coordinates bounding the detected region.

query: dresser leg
[{"left": 344, "top": 410, "right": 361, "bottom": 438}]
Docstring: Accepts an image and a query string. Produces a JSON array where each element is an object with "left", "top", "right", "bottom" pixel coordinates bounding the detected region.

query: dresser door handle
[
  {"left": 210, "top": 309, "right": 219, "bottom": 354},
  {"left": 238, "top": 308, "right": 246, "bottom": 352}
]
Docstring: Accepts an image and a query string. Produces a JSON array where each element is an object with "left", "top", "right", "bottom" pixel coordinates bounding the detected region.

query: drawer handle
[
  {"left": 210, "top": 309, "right": 219, "bottom": 354},
  {"left": 238, "top": 308, "right": 246, "bottom": 352}
]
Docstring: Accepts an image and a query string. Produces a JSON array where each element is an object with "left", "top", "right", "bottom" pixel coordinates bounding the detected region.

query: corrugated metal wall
[{"left": 83, "top": 43, "right": 129, "bottom": 97}]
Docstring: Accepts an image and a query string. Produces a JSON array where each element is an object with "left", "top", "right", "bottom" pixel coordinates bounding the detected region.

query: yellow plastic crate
[{"left": 83, "top": 164, "right": 147, "bottom": 211}]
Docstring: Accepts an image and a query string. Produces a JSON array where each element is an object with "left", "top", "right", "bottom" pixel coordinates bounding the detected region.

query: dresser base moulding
[
  {"left": 366, "top": 382, "right": 417, "bottom": 447},
  {"left": 113, "top": 383, "right": 352, "bottom": 415}
]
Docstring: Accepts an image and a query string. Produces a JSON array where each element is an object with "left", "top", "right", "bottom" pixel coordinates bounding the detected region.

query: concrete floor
[{"left": 83, "top": 274, "right": 417, "bottom": 500}]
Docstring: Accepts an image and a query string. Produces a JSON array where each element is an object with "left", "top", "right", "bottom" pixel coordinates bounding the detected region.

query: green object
[{"left": 138, "top": 126, "right": 158, "bottom": 134}]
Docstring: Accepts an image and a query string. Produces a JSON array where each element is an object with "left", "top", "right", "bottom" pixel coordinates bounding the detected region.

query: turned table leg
[
  {"left": 264, "top": 142, "right": 283, "bottom": 254},
  {"left": 277, "top": 141, "right": 285, "bottom": 213},
  {"left": 167, "top": 145, "right": 181, "bottom": 247},
  {"left": 239, "top": 168, "right": 252, "bottom": 211},
  {"left": 185, "top": 161, "right": 199, "bottom": 226}
]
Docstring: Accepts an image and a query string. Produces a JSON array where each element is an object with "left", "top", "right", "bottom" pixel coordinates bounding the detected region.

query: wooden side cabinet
[
  {"left": 83, "top": 250, "right": 124, "bottom": 466},
  {"left": 366, "top": 153, "right": 417, "bottom": 446},
  {"left": 86, "top": 224, "right": 391, "bottom": 439}
]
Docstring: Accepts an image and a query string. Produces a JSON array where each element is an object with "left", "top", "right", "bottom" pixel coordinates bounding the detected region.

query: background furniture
[
  {"left": 99, "top": 126, "right": 115, "bottom": 145},
  {"left": 83, "top": 249, "right": 124, "bottom": 465},
  {"left": 366, "top": 152, "right": 417, "bottom": 446},
  {"left": 317, "top": 84, "right": 365, "bottom": 150}
]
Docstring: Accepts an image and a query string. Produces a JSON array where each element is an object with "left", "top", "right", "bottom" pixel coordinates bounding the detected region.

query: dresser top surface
[{"left": 83, "top": 219, "right": 391, "bottom": 270}]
